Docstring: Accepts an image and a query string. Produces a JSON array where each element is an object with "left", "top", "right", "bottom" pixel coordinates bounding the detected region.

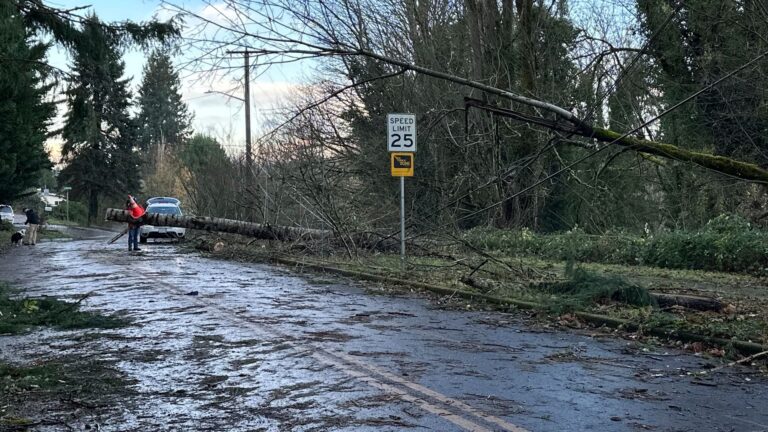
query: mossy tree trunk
[{"left": 587, "top": 126, "right": 768, "bottom": 183}]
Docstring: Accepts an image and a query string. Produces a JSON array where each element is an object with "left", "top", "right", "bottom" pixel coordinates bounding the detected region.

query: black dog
[{"left": 10, "top": 229, "right": 24, "bottom": 246}]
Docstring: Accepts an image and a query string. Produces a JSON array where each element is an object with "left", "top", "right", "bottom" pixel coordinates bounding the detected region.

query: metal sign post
[
  {"left": 390, "top": 153, "right": 414, "bottom": 269},
  {"left": 388, "top": 114, "right": 417, "bottom": 270},
  {"left": 400, "top": 177, "right": 405, "bottom": 268}
]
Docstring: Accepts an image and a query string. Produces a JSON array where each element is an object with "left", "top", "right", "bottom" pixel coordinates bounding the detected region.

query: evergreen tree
[
  {"left": 11, "top": 0, "right": 178, "bottom": 51},
  {"left": 181, "top": 134, "right": 228, "bottom": 172},
  {"left": 179, "top": 133, "right": 240, "bottom": 217},
  {"left": 136, "top": 49, "right": 191, "bottom": 168},
  {"left": 637, "top": 0, "right": 768, "bottom": 226},
  {"left": 59, "top": 15, "right": 140, "bottom": 223},
  {"left": 0, "top": 1, "right": 54, "bottom": 203}
]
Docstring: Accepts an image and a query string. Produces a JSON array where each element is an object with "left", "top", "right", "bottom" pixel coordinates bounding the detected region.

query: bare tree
[{"left": 164, "top": 0, "right": 768, "bottom": 238}]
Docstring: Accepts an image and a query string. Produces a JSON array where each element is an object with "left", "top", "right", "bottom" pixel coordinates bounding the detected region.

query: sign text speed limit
[{"left": 387, "top": 113, "right": 416, "bottom": 152}]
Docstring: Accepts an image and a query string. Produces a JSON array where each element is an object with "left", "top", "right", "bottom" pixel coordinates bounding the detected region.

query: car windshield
[
  {"left": 147, "top": 197, "right": 180, "bottom": 205},
  {"left": 0, "top": 206, "right": 11, "bottom": 213},
  {"left": 146, "top": 206, "right": 182, "bottom": 215}
]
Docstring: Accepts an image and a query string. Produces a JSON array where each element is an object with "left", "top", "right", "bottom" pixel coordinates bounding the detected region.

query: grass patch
[
  {"left": 0, "top": 222, "right": 13, "bottom": 254},
  {"left": 0, "top": 281, "right": 132, "bottom": 424},
  {"left": 44, "top": 218, "right": 79, "bottom": 226},
  {"left": 0, "top": 361, "right": 73, "bottom": 392},
  {"left": 0, "top": 284, "right": 127, "bottom": 335},
  {"left": 0, "top": 231, "right": 11, "bottom": 255},
  {"left": 37, "top": 228, "right": 70, "bottom": 240}
]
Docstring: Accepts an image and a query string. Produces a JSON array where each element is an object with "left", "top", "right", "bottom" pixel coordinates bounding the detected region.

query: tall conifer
[
  {"left": 0, "top": 2, "right": 54, "bottom": 202},
  {"left": 137, "top": 49, "right": 191, "bottom": 169},
  {"left": 59, "top": 15, "right": 139, "bottom": 223}
]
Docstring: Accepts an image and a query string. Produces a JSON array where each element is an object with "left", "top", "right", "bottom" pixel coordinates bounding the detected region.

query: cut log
[
  {"left": 650, "top": 293, "right": 724, "bottom": 312},
  {"left": 461, "top": 276, "right": 500, "bottom": 293},
  {"left": 195, "top": 240, "right": 225, "bottom": 253},
  {"left": 104, "top": 209, "right": 399, "bottom": 251}
]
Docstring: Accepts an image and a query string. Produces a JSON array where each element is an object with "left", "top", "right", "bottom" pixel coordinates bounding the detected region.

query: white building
[{"left": 39, "top": 189, "right": 65, "bottom": 207}]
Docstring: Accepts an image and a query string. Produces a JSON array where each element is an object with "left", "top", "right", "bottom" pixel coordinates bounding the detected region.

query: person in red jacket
[{"left": 126, "top": 195, "right": 145, "bottom": 252}]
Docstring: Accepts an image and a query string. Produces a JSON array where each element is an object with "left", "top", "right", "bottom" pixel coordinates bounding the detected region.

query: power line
[
  {"left": 444, "top": 48, "right": 768, "bottom": 228},
  {"left": 360, "top": 47, "right": 768, "bottom": 245},
  {"left": 392, "top": 4, "right": 683, "bottom": 234}
]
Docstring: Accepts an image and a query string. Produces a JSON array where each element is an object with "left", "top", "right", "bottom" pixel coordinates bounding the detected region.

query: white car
[
  {"left": 0, "top": 205, "right": 13, "bottom": 224},
  {"left": 146, "top": 197, "right": 181, "bottom": 206},
  {"left": 139, "top": 203, "right": 185, "bottom": 243}
]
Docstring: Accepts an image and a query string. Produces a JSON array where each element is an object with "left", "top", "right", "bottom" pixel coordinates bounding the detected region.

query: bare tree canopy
[{"left": 158, "top": 0, "right": 768, "bottom": 234}]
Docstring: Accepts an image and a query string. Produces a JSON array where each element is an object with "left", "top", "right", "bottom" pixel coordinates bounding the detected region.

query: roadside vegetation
[
  {"left": 0, "top": 282, "right": 130, "bottom": 428},
  {"left": 197, "top": 229, "right": 768, "bottom": 359},
  {"left": 0, "top": 221, "right": 13, "bottom": 253},
  {"left": 463, "top": 214, "right": 768, "bottom": 275},
  {"left": 0, "top": 357, "right": 133, "bottom": 430},
  {"left": 47, "top": 201, "right": 89, "bottom": 226},
  {"left": 0, "top": 283, "right": 126, "bottom": 334}
]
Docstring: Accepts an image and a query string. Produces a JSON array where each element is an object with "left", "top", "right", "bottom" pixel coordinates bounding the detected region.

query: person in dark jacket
[{"left": 22, "top": 208, "right": 40, "bottom": 245}]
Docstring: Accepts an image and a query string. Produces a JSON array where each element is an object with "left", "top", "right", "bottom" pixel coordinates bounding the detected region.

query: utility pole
[{"left": 225, "top": 49, "right": 254, "bottom": 173}]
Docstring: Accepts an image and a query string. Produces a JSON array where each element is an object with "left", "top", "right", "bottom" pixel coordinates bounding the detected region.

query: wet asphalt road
[{"left": 1, "top": 234, "right": 768, "bottom": 431}]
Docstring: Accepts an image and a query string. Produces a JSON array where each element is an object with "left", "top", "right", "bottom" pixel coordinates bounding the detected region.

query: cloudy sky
[{"left": 45, "top": 0, "right": 307, "bottom": 159}]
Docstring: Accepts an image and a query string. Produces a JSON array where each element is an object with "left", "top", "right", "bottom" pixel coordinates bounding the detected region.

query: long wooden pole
[
  {"left": 105, "top": 209, "right": 323, "bottom": 241},
  {"left": 226, "top": 49, "right": 253, "bottom": 172},
  {"left": 104, "top": 209, "right": 399, "bottom": 250}
]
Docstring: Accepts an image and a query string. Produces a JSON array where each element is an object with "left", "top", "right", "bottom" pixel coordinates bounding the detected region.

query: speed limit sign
[
  {"left": 386, "top": 113, "right": 416, "bottom": 269},
  {"left": 387, "top": 113, "right": 416, "bottom": 152}
]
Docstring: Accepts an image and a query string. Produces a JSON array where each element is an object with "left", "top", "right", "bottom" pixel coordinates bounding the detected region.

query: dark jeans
[{"left": 128, "top": 226, "right": 140, "bottom": 250}]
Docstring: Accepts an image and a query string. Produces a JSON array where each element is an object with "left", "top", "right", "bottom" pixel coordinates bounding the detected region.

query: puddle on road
[{"left": 0, "top": 240, "right": 767, "bottom": 431}]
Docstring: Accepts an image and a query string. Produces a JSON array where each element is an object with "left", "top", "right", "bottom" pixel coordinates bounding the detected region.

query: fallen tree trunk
[
  {"left": 651, "top": 293, "right": 725, "bottom": 312},
  {"left": 461, "top": 275, "right": 503, "bottom": 293},
  {"left": 465, "top": 97, "right": 768, "bottom": 183},
  {"left": 106, "top": 208, "right": 325, "bottom": 241},
  {"left": 104, "top": 209, "right": 399, "bottom": 251}
]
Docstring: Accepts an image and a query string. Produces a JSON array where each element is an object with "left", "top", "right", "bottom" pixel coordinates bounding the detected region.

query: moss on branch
[{"left": 591, "top": 127, "right": 768, "bottom": 182}]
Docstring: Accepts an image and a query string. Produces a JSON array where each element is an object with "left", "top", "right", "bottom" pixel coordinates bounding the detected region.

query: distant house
[{"left": 39, "top": 189, "right": 65, "bottom": 207}]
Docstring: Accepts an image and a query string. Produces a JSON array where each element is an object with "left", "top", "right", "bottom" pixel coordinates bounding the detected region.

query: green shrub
[
  {"left": 642, "top": 215, "right": 768, "bottom": 272},
  {"left": 463, "top": 214, "right": 768, "bottom": 274},
  {"left": 12, "top": 195, "right": 43, "bottom": 215},
  {"left": 49, "top": 200, "right": 88, "bottom": 225}
]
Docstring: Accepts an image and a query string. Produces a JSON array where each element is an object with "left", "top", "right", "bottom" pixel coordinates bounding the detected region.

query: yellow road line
[
  {"left": 329, "top": 349, "right": 529, "bottom": 432},
  {"left": 135, "top": 263, "right": 530, "bottom": 432}
]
